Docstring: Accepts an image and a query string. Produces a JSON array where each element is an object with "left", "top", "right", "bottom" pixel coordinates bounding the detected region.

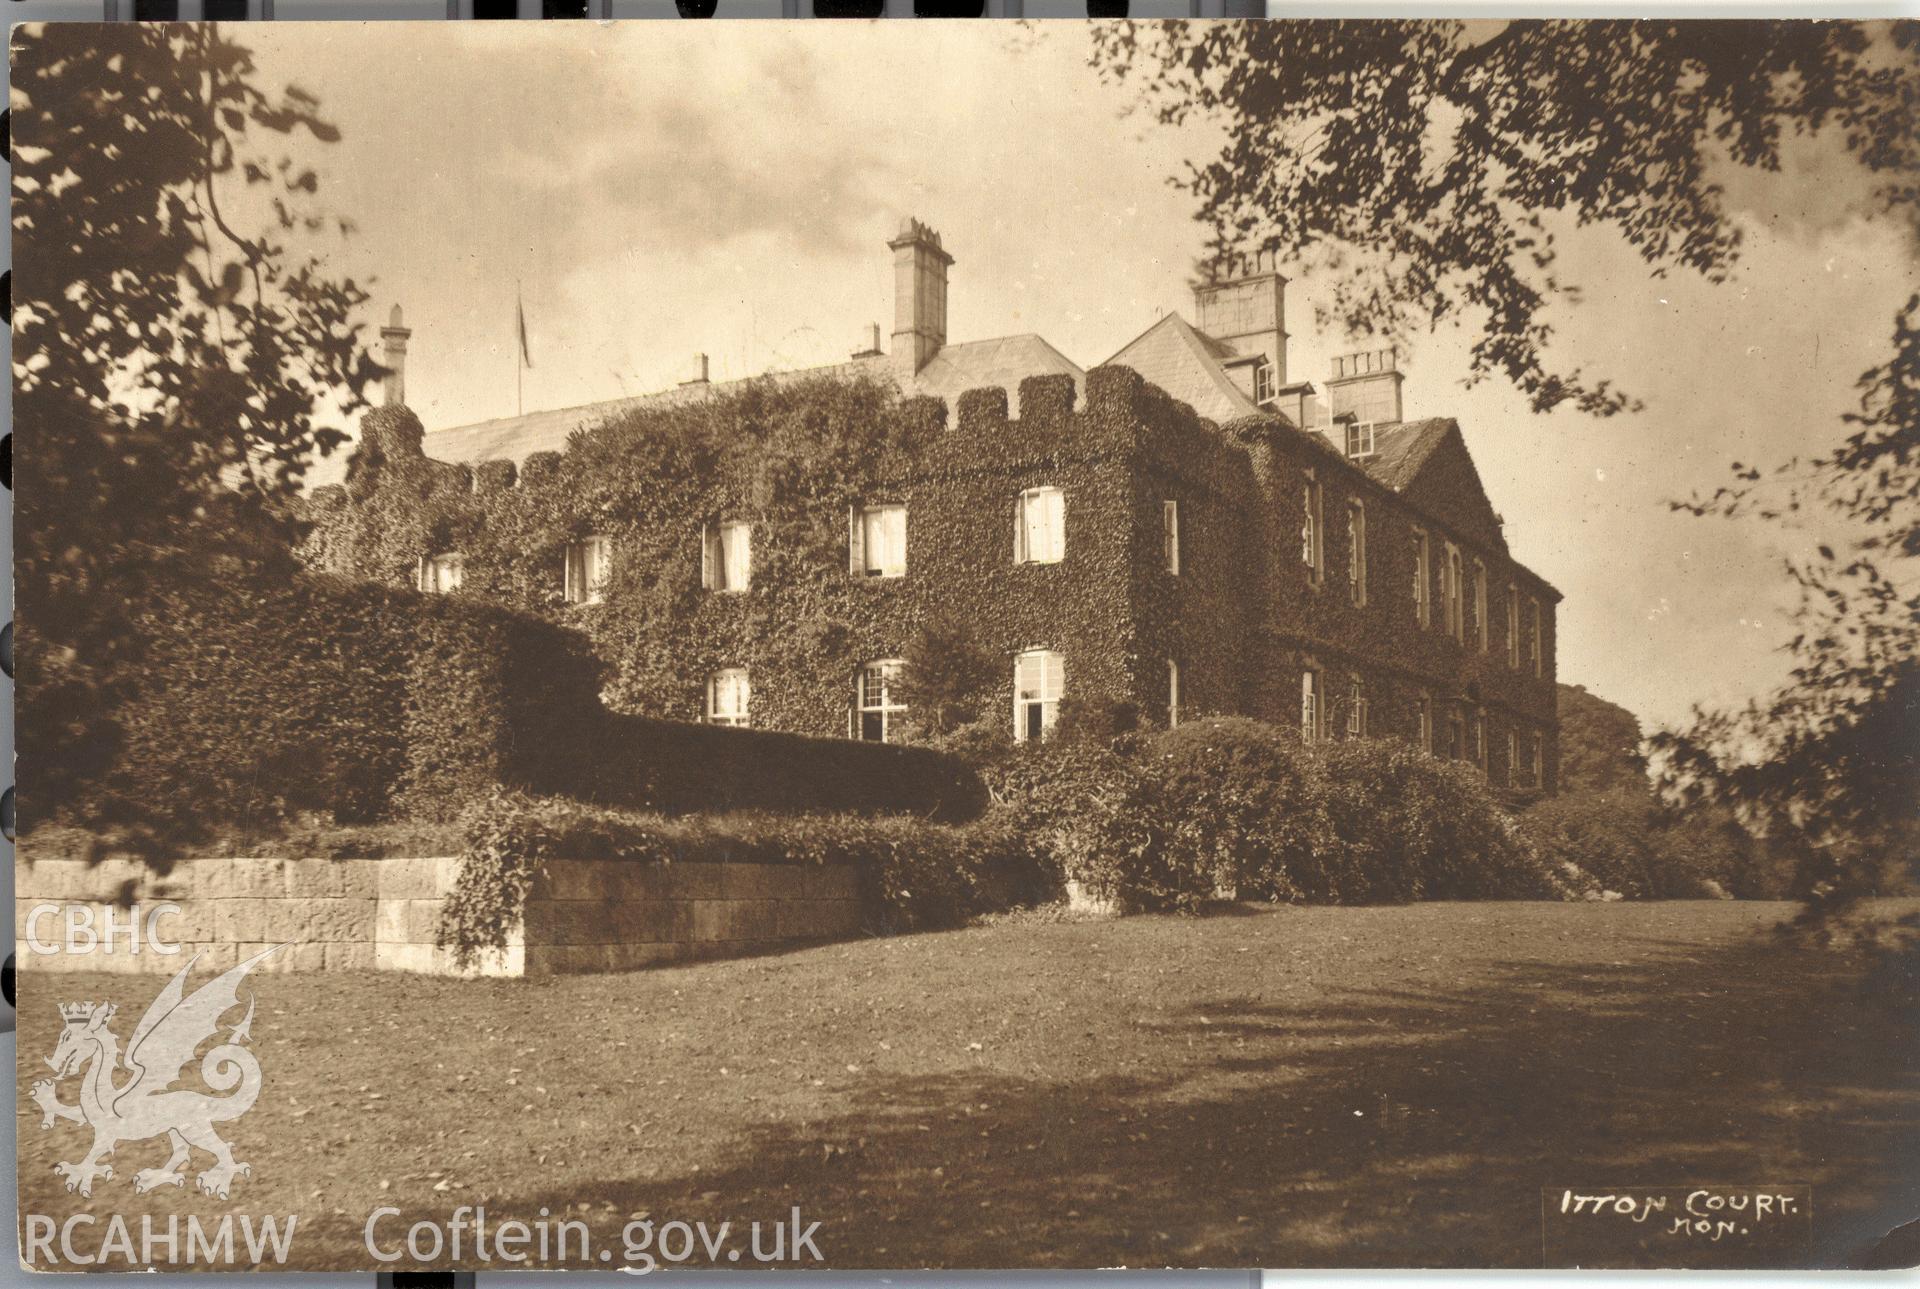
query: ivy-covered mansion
[{"left": 308, "top": 219, "right": 1560, "bottom": 793}]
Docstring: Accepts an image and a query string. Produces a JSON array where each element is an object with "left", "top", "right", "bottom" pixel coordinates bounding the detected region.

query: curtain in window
[
  {"left": 1017, "top": 489, "right": 1064, "bottom": 564},
  {"left": 862, "top": 506, "right": 905, "bottom": 576}
]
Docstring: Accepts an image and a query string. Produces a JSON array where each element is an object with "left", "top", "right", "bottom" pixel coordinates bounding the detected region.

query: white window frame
[
  {"left": 1014, "top": 487, "right": 1066, "bottom": 565},
  {"left": 564, "top": 535, "right": 611, "bottom": 606},
  {"left": 1347, "top": 499, "right": 1367, "bottom": 607},
  {"left": 853, "top": 659, "right": 906, "bottom": 743},
  {"left": 1163, "top": 499, "right": 1181, "bottom": 575},
  {"left": 1345, "top": 420, "right": 1377, "bottom": 460},
  {"left": 1507, "top": 583, "right": 1521, "bottom": 669},
  {"left": 702, "top": 520, "right": 753, "bottom": 593},
  {"left": 1530, "top": 597, "right": 1544, "bottom": 678},
  {"left": 1474, "top": 559, "right": 1489, "bottom": 652},
  {"left": 706, "top": 667, "right": 750, "bottom": 728},
  {"left": 1167, "top": 658, "right": 1181, "bottom": 728},
  {"left": 1445, "top": 543, "right": 1464, "bottom": 642},
  {"left": 850, "top": 503, "right": 907, "bottom": 579},
  {"left": 1013, "top": 648, "right": 1064, "bottom": 742},
  {"left": 419, "top": 552, "right": 464, "bottom": 595},
  {"left": 1412, "top": 529, "right": 1430, "bottom": 628},
  {"left": 1301, "top": 471, "right": 1324, "bottom": 584}
]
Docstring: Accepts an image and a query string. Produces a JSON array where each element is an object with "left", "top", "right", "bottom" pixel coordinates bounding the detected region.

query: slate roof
[
  {"left": 1102, "top": 313, "right": 1262, "bottom": 425},
  {"left": 912, "top": 334, "right": 1085, "bottom": 413},
  {"left": 413, "top": 335, "right": 1085, "bottom": 468},
  {"left": 1354, "top": 417, "right": 1453, "bottom": 492}
]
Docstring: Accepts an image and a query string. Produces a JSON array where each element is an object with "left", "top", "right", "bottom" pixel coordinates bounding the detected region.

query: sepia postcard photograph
[{"left": 10, "top": 15, "right": 1919, "bottom": 1272}]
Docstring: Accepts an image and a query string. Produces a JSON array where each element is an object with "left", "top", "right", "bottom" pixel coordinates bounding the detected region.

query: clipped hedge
[
  {"left": 437, "top": 791, "right": 1055, "bottom": 966},
  {"left": 106, "top": 574, "right": 418, "bottom": 835},
  {"left": 54, "top": 564, "right": 987, "bottom": 844},
  {"left": 401, "top": 595, "right": 606, "bottom": 820},
  {"left": 590, "top": 712, "right": 985, "bottom": 820}
]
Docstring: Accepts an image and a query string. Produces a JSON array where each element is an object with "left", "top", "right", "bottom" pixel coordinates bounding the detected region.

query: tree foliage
[
  {"left": 1555, "top": 683, "right": 1650, "bottom": 798},
  {"left": 1089, "top": 19, "right": 1917, "bottom": 415},
  {"left": 12, "top": 23, "right": 380, "bottom": 814},
  {"left": 1091, "top": 20, "right": 1920, "bottom": 893}
]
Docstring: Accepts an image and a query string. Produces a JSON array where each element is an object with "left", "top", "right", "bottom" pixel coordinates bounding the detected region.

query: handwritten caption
[{"left": 1541, "top": 1185, "right": 1812, "bottom": 1269}]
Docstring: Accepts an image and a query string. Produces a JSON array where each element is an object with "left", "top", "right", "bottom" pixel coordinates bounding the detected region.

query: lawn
[{"left": 17, "top": 901, "right": 1919, "bottom": 1270}]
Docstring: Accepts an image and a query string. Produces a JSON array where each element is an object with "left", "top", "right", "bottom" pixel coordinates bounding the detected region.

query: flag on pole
[{"left": 515, "top": 288, "right": 534, "bottom": 370}]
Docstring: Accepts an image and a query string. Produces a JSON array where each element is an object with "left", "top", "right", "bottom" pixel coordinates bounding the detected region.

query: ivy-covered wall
[{"left": 307, "top": 363, "right": 1560, "bottom": 792}]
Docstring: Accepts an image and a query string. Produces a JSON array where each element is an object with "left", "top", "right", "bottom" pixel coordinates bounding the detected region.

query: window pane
[
  {"left": 863, "top": 508, "right": 887, "bottom": 572},
  {"left": 863, "top": 505, "right": 905, "bottom": 575},
  {"left": 722, "top": 522, "right": 751, "bottom": 590}
]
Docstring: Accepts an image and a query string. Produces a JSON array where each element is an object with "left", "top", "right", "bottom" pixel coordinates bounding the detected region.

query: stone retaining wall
[{"left": 14, "top": 855, "right": 868, "bottom": 977}]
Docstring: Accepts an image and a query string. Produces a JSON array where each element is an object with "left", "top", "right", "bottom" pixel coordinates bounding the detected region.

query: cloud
[{"left": 489, "top": 29, "right": 899, "bottom": 260}]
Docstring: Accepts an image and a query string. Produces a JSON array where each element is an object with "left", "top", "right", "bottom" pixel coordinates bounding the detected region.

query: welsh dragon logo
[{"left": 32, "top": 945, "right": 283, "bottom": 1199}]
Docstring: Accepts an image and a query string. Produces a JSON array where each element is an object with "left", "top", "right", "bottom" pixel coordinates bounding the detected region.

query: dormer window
[
  {"left": 1345, "top": 421, "right": 1376, "bottom": 460},
  {"left": 1253, "top": 358, "right": 1277, "bottom": 407}
]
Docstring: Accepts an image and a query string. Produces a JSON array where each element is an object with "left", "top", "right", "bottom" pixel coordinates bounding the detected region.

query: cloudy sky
[{"left": 240, "top": 21, "right": 1913, "bottom": 736}]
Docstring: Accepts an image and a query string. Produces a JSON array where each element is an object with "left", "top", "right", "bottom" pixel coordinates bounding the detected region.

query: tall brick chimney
[
  {"left": 1326, "top": 347, "right": 1404, "bottom": 424},
  {"left": 380, "top": 304, "right": 411, "bottom": 408},
  {"left": 888, "top": 218, "right": 952, "bottom": 377},
  {"left": 1193, "top": 250, "right": 1287, "bottom": 404}
]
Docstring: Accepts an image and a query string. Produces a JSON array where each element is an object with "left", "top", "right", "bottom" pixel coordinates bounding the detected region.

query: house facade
[{"left": 310, "top": 220, "right": 1560, "bottom": 793}]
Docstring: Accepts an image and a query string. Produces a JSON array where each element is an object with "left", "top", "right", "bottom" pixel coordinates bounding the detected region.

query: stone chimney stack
[
  {"left": 888, "top": 218, "right": 952, "bottom": 377},
  {"left": 1326, "top": 347, "right": 1404, "bottom": 424},
  {"left": 380, "top": 304, "right": 411, "bottom": 408},
  {"left": 1193, "top": 250, "right": 1287, "bottom": 402}
]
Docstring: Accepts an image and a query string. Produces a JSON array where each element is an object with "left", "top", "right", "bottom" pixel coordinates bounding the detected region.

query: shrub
[
  {"left": 1317, "top": 738, "right": 1563, "bottom": 901},
  {"left": 896, "top": 615, "right": 1001, "bottom": 738},
  {"left": 435, "top": 791, "right": 1054, "bottom": 965},
  {"left": 1144, "top": 717, "right": 1335, "bottom": 901},
  {"left": 989, "top": 717, "right": 1569, "bottom": 911},
  {"left": 1520, "top": 790, "right": 1754, "bottom": 899},
  {"left": 986, "top": 740, "right": 1209, "bottom": 913}
]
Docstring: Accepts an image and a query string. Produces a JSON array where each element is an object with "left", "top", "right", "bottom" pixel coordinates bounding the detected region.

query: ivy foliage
[
  {"left": 309, "top": 363, "right": 1557, "bottom": 780},
  {"left": 435, "top": 791, "right": 1057, "bottom": 968}
]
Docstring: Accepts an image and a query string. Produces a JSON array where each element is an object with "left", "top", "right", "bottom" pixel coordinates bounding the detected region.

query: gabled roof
[
  {"left": 1354, "top": 417, "right": 1453, "bottom": 492},
  {"left": 413, "top": 336, "right": 1085, "bottom": 468},
  {"left": 1102, "top": 312, "right": 1261, "bottom": 425}
]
